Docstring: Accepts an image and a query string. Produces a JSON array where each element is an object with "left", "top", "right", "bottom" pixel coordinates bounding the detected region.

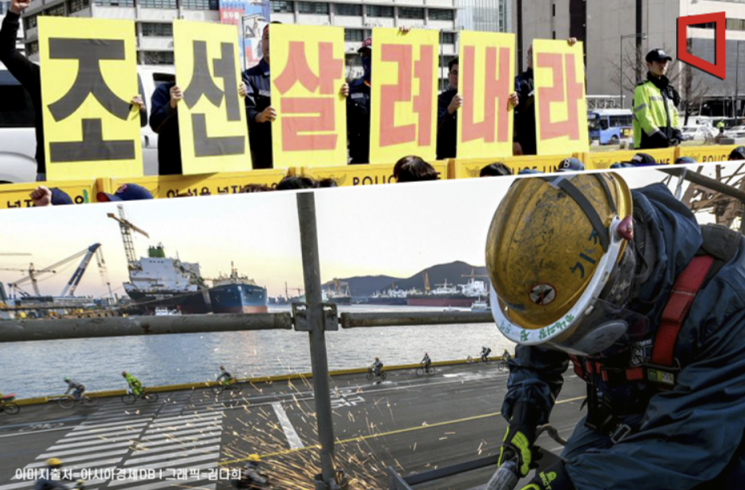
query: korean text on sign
[
  {"left": 369, "top": 28, "right": 438, "bottom": 164},
  {"left": 457, "top": 31, "right": 516, "bottom": 159},
  {"left": 533, "top": 40, "right": 589, "bottom": 155},
  {"left": 270, "top": 24, "right": 347, "bottom": 167},
  {"left": 174, "top": 20, "right": 251, "bottom": 175},
  {"left": 39, "top": 17, "right": 143, "bottom": 181}
]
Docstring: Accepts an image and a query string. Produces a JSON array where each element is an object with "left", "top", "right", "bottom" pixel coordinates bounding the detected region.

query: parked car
[
  {"left": 681, "top": 125, "right": 718, "bottom": 142},
  {"left": 724, "top": 125, "right": 745, "bottom": 139},
  {"left": 0, "top": 66, "right": 174, "bottom": 183}
]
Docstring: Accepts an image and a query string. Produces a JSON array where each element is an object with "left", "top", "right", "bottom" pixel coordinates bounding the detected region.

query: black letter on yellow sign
[
  {"left": 183, "top": 41, "right": 244, "bottom": 157},
  {"left": 47, "top": 38, "right": 135, "bottom": 162}
]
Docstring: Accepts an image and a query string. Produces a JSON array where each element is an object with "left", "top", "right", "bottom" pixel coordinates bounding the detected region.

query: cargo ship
[
  {"left": 209, "top": 263, "right": 268, "bottom": 314},
  {"left": 366, "top": 287, "right": 409, "bottom": 305},
  {"left": 124, "top": 245, "right": 213, "bottom": 314},
  {"left": 406, "top": 277, "right": 489, "bottom": 308},
  {"left": 324, "top": 278, "right": 351, "bottom": 305}
]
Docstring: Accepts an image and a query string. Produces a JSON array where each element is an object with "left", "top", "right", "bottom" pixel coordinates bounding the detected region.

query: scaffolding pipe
[
  {"left": 340, "top": 311, "right": 494, "bottom": 328},
  {"left": 660, "top": 167, "right": 745, "bottom": 202},
  {"left": 0, "top": 313, "right": 293, "bottom": 343}
]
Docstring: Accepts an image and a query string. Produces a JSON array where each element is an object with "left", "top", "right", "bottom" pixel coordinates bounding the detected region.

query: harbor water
[{"left": 0, "top": 305, "right": 513, "bottom": 399}]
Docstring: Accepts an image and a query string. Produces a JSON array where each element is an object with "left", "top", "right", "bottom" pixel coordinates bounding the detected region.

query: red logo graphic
[{"left": 677, "top": 12, "right": 726, "bottom": 79}]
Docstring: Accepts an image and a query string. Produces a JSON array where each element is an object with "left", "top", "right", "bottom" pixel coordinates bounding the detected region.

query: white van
[{"left": 0, "top": 65, "right": 175, "bottom": 182}]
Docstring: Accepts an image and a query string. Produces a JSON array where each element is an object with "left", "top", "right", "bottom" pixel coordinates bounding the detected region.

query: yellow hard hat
[
  {"left": 487, "top": 173, "right": 636, "bottom": 354},
  {"left": 247, "top": 454, "right": 261, "bottom": 463},
  {"left": 46, "top": 458, "right": 62, "bottom": 467}
]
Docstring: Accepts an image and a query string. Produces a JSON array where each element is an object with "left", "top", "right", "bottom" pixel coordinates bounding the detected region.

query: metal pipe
[
  {"left": 0, "top": 313, "right": 293, "bottom": 343},
  {"left": 340, "top": 311, "right": 494, "bottom": 328},
  {"left": 296, "top": 192, "right": 339, "bottom": 490},
  {"left": 659, "top": 167, "right": 745, "bottom": 202}
]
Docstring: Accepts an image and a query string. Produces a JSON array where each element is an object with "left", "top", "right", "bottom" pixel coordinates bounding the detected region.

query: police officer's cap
[{"left": 646, "top": 48, "right": 673, "bottom": 63}]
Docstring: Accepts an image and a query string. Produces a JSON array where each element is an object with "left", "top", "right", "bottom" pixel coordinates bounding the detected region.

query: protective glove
[
  {"left": 647, "top": 130, "right": 670, "bottom": 148},
  {"left": 519, "top": 460, "right": 574, "bottom": 490},
  {"left": 497, "top": 402, "right": 542, "bottom": 477},
  {"left": 670, "top": 128, "right": 684, "bottom": 146}
]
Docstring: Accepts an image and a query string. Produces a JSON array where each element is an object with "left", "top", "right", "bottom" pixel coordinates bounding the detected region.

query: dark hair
[
  {"left": 448, "top": 56, "right": 459, "bottom": 72},
  {"left": 480, "top": 163, "right": 512, "bottom": 177},
  {"left": 241, "top": 184, "right": 272, "bottom": 193},
  {"left": 393, "top": 156, "right": 439, "bottom": 183},
  {"left": 317, "top": 178, "right": 339, "bottom": 188},
  {"left": 276, "top": 176, "right": 318, "bottom": 190}
]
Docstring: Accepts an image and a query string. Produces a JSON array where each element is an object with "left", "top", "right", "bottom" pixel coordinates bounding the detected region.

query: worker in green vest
[
  {"left": 633, "top": 49, "right": 682, "bottom": 149},
  {"left": 717, "top": 120, "right": 726, "bottom": 135}
]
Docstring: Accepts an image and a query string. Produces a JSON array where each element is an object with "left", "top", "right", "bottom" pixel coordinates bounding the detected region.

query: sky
[{"left": 0, "top": 164, "right": 731, "bottom": 299}]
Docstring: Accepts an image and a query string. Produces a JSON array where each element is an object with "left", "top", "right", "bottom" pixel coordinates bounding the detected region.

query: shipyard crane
[
  {"left": 0, "top": 252, "right": 32, "bottom": 256},
  {"left": 672, "top": 164, "right": 745, "bottom": 231},
  {"left": 107, "top": 205, "right": 149, "bottom": 268},
  {"left": 5, "top": 245, "right": 102, "bottom": 298},
  {"left": 461, "top": 269, "right": 489, "bottom": 281}
]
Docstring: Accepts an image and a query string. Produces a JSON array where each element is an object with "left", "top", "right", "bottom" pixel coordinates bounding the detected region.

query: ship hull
[
  {"left": 210, "top": 284, "right": 268, "bottom": 314},
  {"left": 366, "top": 297, "right": 408, "bottom": 305},
  {"left": 407, "top": 295, "right": 475, "bottom": 307},
  {"left": 126, "top": 289, "right": 212, "bottom": 314},
  {"left": 328, "top": 296, "right": 351, "bottom": 305}
]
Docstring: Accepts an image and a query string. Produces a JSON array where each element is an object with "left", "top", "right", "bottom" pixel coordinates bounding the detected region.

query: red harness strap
[{"left": 651, "top": 255, "right": 715, "bottom": 367}]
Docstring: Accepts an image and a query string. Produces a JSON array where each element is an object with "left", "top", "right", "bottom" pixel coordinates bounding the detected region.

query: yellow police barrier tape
[
  {"left": 677, "top": 145, "right": 740, "bottom": 164},
  {"left": 300, "top": 161, "right": 448, "bottom": 186},
  {"left": 107, "top": 168, "right": 292, "bottom": 199},
  {"left": 0, "top": 180, "right": 101, "bottom": 209},
  {"left": 449, "top": 153, "right": 577, "bottom": 178},
  {"left": 581, "top": 148, "right": 677, "bottom": 170},
  {"left": 12, "top": 356, "right": 507, "bottom": 405}
]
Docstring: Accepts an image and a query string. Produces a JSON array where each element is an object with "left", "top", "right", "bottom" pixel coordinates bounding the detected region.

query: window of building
[
  {"left": 94, "top": 0, "right": 135, "bottom": 6},
  {"left": 428, "top": 8, "right": 453, "bottom": 21},
  {"left": 398, "top": 7, "right": 424, "bottom": 19},
  {"left": 140, "top": 0, "right": 177, "bottom": 8},
  {"left": 141, "top": 22, "right": 173, "bottom": 36},
  {"left": 334, "top": 3, "right": 361, "bottom": 16},
  {"left": 181, "top": 0, "right": 218, "bottom": 10},
  {"left": 345, "top": 28, "right": 364, "bottom": 42},
  {"left": 24, "top": 15, "right": 37, "bottom": 30},
  {"left": 0, "top": 2, "right": 7, "bottom": 15},
  {"left": 271, "top": 0, "right": 294, "bottom": 12},
  {"left": 552, "top": 4, "right": 556, "bottom": 16},
  {"left": 68, "top": 0, "right": 90, "bottom": 13},
  {"left": 298, "top": 2, "right": 328, "bottom": 14},
  {"left": 441, "top": 32, "right": 455, "bottom": 45},
  {"left": 142, "top": 51, "right": 174, "bottom": 64},
  {"left": 27, "top": 41, "right": 39, "bottom": 55},
  {"left": 726, "top": 18, "right": 745, "bottom": 31},
  {"left": 365, "top": 5, "right": 393, "bottom": 18},
  {"left": 46, "top": 4, "right": 66, "bottom": 15}
]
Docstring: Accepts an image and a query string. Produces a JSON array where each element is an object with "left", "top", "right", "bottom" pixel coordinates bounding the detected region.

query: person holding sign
[
  {"left": 0, "top": 0, "right": 146, "bottom": 181},
  {"left": 632, "top": 49, "right": 682, "bottom": 150},
  {"left": 347, "top": 37, "right": 374, "bottom": 165},
  {"left": 514, "top": 38, "right": 577, "bottom": 156},
  {"left": 436, "top": 56, "right": 518, "bottom": 160}
]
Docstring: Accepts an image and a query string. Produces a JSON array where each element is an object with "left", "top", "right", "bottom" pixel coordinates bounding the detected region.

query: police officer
[
  {"left": 514, "top": 39, "right": 577, "bottom": 156},
  {"left": 632, "top": 48, "right": 682, "bottom": 149},
  {"left": 244, "top": 22, "right": 348, "bottom": 169},
  {"left": 436, "top": 57, "right": 518, "bottom": 160},
  {"left": 487, "top": 173, "right": 745, "bottom": 490}
]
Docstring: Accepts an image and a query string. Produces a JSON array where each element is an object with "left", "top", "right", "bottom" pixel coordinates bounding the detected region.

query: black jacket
[
  {"left": 436, "top": 88, "right": 457, "bottom": 160},
  {"left": 149, "top": 82, "right": 182, "bottom": 175},
  {"left": 346, "top": 76, "right": 371, "bottom": 164},
  {"left": 514, "top": 68, "right": 536, "bottom": 155},
  {"left": 242, "top": 58, "right": 273, "bottom": 169},
  {"left": 0, "top": 12, "right": 44, "bottom": 173}
]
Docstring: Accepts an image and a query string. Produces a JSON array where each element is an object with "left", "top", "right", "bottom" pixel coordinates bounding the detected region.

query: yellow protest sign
[
  {"left": 456, "top": 31, "right": 515, "bottom": 159},
  {"left": 370, "top": 28, "right": 438, "bottom": 164},
  {"left": 270, "top": 24, "right": 347, "bottom": 168},
  {"left": 582, "top": 148, "right": 676, "bottom": 169},
  {"left": 301, "top": 161, "right": 448, "bottom": 186},
  {"left": 39, "top": 17, "right": 142, "bottom": 181},
  {"left": 0, "top": 180, "right": 99, "bottom": 209},
  {"left": 677, "top": 145, "right": 739, "bottom": 164},
  {"left": 533, "top": 40, "right": 589, "bottom": 155},
  {"left": 174, "top": 20, "right": 250, "bottom": 174}
]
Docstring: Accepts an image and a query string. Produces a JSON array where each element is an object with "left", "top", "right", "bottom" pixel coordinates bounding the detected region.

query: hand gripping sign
[
  {"left": 174, "top": 20, "right": 250, "bottom": 174},
  {"left": 270, "top": 24, "right": 347, "bottom": 167},
  {"left": 533, "top": 40, "right": 589, "bottom": 155},
  {"left": 457, "top": 31, "right": 516, "bottom": 159},
  {"left": 39, "top": 17, "right": 143, "bottom": 181},
  {"left": 370, "top": 28, "right": 438, "bottom": 164}
]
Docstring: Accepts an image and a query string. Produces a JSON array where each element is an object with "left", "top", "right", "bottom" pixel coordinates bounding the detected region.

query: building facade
[{"left": 512, "top": 0, "right": 745, "bottom": 117}]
